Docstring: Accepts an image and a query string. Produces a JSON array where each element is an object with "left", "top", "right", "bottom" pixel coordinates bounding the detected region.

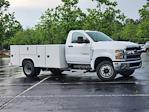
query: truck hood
[{"left": 92, "top": 41, "right": 139, "bottom": 50}]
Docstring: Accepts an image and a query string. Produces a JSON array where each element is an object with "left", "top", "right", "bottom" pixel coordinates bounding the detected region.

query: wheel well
[
  {"left": 94, "top": 57, "right": 112, "bottom": 70},
  {"left": 22, "top": 59, "right": 34, "bottom": 66}
]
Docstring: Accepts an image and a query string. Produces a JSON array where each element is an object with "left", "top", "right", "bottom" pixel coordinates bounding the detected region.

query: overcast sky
[{"left": 8, "top": 0, "right": 147, "bottom": 28}]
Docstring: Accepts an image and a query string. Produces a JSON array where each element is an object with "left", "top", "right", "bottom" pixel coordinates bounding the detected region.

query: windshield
[{"left": 86, "top": 31, "right": 113, "bottom": 42}]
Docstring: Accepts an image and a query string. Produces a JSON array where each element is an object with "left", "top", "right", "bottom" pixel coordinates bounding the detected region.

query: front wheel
[
  {"left": 119, "top": 70, "right": 135, "bottom": 78},
  {"left": 146, "top": 48, "right": 149, "bottom": 54},
  {"left": 146, "top": 48, "right": 149, "bottom": 55},
  {"left": 96, "top": 61, "right": 116, "bottom": 81}
]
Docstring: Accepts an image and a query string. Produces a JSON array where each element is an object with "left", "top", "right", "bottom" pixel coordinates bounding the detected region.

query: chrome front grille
[
  {"left": 126, "top": 46, "right": 141, "bottom": 61},
  {"left": 126, "top": 46, "right": 141, "bottom": 51}
]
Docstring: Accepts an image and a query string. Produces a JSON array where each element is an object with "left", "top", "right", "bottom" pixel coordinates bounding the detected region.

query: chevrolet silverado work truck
[{"left": 10, "top": 30, "right": 142, "bottom": 81}]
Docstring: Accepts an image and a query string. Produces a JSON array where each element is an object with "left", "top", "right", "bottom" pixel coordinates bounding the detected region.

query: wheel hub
[{"left": 104, "top": 69, "right": 109, "bottom": 74}]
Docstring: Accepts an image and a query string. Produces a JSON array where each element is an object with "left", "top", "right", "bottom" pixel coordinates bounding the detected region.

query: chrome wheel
[
  {"left": 96, "top": 61, "right": 116, "bottom": 81},
  {"left": 100, "top": 64, "right": 114, "bottom": 78}
]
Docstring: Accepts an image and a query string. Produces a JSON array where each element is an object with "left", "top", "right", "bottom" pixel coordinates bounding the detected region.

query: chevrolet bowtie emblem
[{"left": 127, "top": 50, "right": 136, "bottom": 55}]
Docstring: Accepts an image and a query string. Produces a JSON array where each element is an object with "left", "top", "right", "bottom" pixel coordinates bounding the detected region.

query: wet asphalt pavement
[{"left": 0, "top": 53, "right": 149, "bottom": 112}]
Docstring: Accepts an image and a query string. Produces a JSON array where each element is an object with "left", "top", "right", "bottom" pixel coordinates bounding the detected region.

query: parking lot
[{"left": 0, "top": 53, "right": 149, "bottom": 112}]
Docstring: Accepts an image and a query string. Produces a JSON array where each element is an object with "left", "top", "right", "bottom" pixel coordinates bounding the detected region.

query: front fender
[{"left": 90, "top": 49, "right": 115, "bottom": 70}]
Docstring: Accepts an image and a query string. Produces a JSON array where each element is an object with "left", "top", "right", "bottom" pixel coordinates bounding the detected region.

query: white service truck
[{"left": 10, "top": 30, "right": 142, "bottom": 81}]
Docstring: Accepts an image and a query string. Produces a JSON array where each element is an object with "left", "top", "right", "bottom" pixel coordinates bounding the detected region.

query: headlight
[{"left": 115, "top": 50, "right": 124, "bottom": 59}]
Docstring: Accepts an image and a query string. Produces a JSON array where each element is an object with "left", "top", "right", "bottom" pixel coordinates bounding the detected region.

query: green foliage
[
  {"left": 36, "top": 0, "right": 85, "bottom": 44},
  {"left": 92, "top": 0, "right": 118, "bottom": 7},
  {"left": 137, "top": 1, "right": 149, "bottom": 39},
  {"left": 137, "top": 18, "right": 149, "bottom": 38},
  {"left": 31, "top": 0, "right": 124, "bottom": 44},
  {"left": 139, "top": 1, "right": 149, "bottom": 20},
  {"left": 6, "top": 0, "right": 149, "bottom": 46},
  {"left": 0, "top": 0, "right": 22, "bottom": 49},
  {"left": 121, "top": 19, "right": 138, "bottom": 39},
  {"left": 9, "top": 28, "right": 50, "bottom": 45},
  {"left": 113, "top": 0, "right": 149, "bottom": 43}
]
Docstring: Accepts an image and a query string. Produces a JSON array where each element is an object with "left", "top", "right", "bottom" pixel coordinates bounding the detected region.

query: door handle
[{"left": 68, "top": 45, "right": 73, "bottom": 47}]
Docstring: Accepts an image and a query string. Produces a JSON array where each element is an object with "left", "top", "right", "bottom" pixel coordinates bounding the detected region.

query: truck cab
[
  {"left": 65, "top": 30, "right": 142, "bottom": 80},
  {"left": 10, "top": 30, "right": 142, "bottom": 81}
]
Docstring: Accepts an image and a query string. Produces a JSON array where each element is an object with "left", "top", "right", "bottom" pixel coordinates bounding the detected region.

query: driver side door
[{"left": 66, "top": 32, "right": 91, "bottom": 64}]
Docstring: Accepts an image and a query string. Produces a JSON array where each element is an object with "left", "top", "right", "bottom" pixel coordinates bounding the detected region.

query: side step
[{"left": 84, "top": 70, "right": 95, "bottom": 73}]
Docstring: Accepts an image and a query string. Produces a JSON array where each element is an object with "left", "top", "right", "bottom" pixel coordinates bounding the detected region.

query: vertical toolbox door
[
  {"left": 10, "top": 46, "right": 20, "bottom": 66},
  {"left": 46, "top": 46, "right": 60, "bottom": 68},
  {"left": 36, "top": 46, "right": 46, "bottom": 67}
]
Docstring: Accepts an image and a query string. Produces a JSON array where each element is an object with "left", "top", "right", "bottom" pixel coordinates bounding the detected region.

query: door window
[{"left": 72, "top": 32, "right": 88, "bottom": 43}]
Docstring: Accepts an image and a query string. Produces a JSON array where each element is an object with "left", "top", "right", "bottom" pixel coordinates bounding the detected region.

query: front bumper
[{"left": 113, "top": 60, "right": 142, "bottom": 72}]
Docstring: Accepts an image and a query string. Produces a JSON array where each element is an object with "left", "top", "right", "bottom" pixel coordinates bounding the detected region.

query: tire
[
  {"left": 146, "top": 48, "right": 149, "bottom": 53},
  {"left": 23, "top": 60, "right": 41, "bottom": 78},
  {"left": 96, "top": 61, "right": 116, "bottom": 81},
  {"left": 35, "top": 68, "right": 41, "bottom": 76},
  {"left": 50, "top": 68, "right": 62, "bottom": 75},
  {"left": 146, "top": 48, "right": 149, "bottom": 55},
  {"left": 119, "top": 70, "right": 135, "bottom": 78}
]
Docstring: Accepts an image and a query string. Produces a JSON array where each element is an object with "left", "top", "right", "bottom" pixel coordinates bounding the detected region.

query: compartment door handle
[{"left": 68, "top": 45, "right": 73, "bottom": 47}]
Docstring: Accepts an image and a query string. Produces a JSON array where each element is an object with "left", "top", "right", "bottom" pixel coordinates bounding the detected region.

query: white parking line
[
  {"left": 41, "top": 82, "right": 136, "bottom": 84},
  {"left": 1, "top": 94, "right": 149, "bottom": 98},
  {"left": 1, "top": 80, "right": 149, "bottom": 86},
  {"left": 0, "top": 81, "right": 138, "bottom": 86},
  {"left": 36, "top": 80, "right": 149, "bottom": 85},
  {"left": 0, "top": 76, "right": 50, "bottom": 110}
]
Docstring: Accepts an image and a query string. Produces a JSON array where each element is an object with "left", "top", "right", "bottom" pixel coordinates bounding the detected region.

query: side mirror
[
  {"left": 77, "top": 37, "right": 90, "bottom": 44},
  {"left": 84, "top": 39, "right": 90, "bottom": 43},
  {"left": 77, "top": 37, "right": 84, "bottom": 43}
]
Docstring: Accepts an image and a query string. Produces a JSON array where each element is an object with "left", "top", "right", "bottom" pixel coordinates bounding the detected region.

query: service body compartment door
[
  {"left": 46, "top": 45, "right": 68, "bottom": 68},
  {"left": 20, "top": 45, "right": 36, "bottom": 55},
  {"left": 10, "top": 46, "right": 20, "bottom": 66},
  {"left": 36, "top": 46, "right": 46, "bottom": 67}
]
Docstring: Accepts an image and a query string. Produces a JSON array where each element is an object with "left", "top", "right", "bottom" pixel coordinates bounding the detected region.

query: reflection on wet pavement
[
  {"left": 0, "top": 53, "right": 148, "bottom": 112},
  {"left": 0, "top": 58, "right": 23, "bottom": 79}
]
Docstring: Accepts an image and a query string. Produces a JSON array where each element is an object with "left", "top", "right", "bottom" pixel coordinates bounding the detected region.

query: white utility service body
[
  {"left": 10, "top": 30, "right": 142, "bottom": 81},
  {"left": 11, "top": 45, "right": 67, "bottom": 68}
]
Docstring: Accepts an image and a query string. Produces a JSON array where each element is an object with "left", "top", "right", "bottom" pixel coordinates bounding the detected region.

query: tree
[
  {"left": 12, "top": 0, "right": 149, "bottom": 44},
  {"left": 36, "top": 0, "right": 125, "bottom": 44},
  {"left": 36, "top": 0, "right": 86, "bottom": 44},
  {"left": 0, "top": 0, "right": 22, "bottom": 49},
  {"left": 139, "top": 0, "right": 149, "bottom": 20},
  {"left": 137, "top": 1, "right": 149, "bottom": 39},
  {"left": 84, "top": 0, "right": 125, "bottom": 36},
  {"left": 9, "top": 29, "right": 49, "bottom": 45},
  {"left": 137, "top": 18, "right": 149, "bottom": 38},
  {"left": 120, "top": 19, "right": 138, "bottom": 40}
]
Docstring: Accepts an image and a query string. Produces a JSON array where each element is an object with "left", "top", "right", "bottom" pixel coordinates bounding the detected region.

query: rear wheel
[
  {"left": 146, "top": 48, "right": 149, "bottom": 53},
  {"left": 96, "top": 61, "right": 116, "bottom": 81},
  {"left": 35, "top": 68, "right": 41, "bottom": 76},
  {"left": 119, "top": 70, "right": 135, "bottom": 78},
  {"left": 23, "top": 60, "right": 41, "bottom": 78},
  {"left": 50, "top": 68, "right": 63, "bottom": 75}
]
